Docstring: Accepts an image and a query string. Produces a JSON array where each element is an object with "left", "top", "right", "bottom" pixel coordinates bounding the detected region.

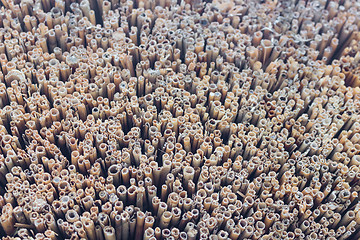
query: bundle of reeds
[{"left": 0, "top": 0, "right": 360, "bottom": 239}]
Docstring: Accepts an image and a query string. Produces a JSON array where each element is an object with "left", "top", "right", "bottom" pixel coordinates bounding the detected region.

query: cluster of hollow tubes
[{"left": 0, "top": 0, "right": 360, "bottom": 239}]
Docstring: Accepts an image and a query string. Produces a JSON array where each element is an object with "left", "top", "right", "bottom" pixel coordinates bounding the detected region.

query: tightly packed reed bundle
[{"left": 0, "top": 0, "right": 360, "bottom": 239}]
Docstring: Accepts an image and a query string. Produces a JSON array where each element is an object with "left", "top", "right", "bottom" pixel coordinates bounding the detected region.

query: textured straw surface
[{"left": 0, "top": 0, "right": 360, "bottom": 239}]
